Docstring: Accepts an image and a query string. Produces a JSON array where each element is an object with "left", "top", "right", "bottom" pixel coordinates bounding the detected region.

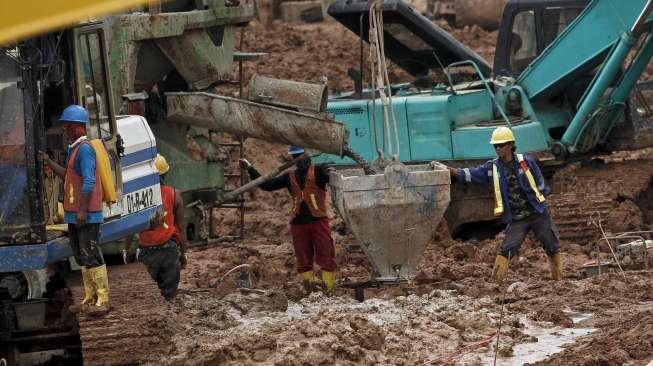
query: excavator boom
[{"left": 517, "top": 0, "right": 652, "bottom": 101}]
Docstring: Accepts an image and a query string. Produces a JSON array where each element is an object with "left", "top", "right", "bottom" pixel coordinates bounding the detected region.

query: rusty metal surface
[
  {"left": 248, "top": 74, "right": 328, "bottom": 113},
  {"left": 166, "top": 92, "right": 347, "bottom": 156},
  {"left": 107, "top": 2, "right": 255, "bottom": 111},
  {"left": 155, "top": 27, "right": 236, "bottom": 90},
  {"left": 329, "top": 163, "right": 451, "bottom": 280}
]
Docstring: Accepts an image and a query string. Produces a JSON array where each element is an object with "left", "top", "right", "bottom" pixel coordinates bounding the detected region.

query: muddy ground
[{"left": 140, "top": 19, "right": 652, "bottom": 365}]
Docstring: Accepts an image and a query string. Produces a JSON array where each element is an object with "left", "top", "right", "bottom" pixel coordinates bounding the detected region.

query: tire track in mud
[
  {"left": 68, "top": 264, "right": 176, "bottom": 365},
  {"left": 549, "top": 157, "right": 653, "bottom": 245}
]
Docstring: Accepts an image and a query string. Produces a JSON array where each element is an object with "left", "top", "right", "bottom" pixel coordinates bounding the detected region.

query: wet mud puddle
[{"left": 482, "top": 311, "right": 595, "bottom": 365}]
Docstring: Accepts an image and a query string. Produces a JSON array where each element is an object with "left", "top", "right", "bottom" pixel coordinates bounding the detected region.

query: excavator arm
[
  {"left": 0, "top": 0, "right": 156, "bottom": 45},
  {"left": 517, "top": 0, "right": 652, "bottom": 101},
  {"left": 516, "top": 0, "right": 653, "bottom": 156}
]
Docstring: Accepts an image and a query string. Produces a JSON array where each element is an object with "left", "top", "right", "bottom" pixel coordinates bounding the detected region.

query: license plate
[{"left": 124, "top": 186, "right": 157, "bottom": 214}]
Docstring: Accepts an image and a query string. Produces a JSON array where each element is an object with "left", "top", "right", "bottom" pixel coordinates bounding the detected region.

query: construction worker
[
  {"left": 239, "top": 146, "right": 337, "bottom": 294},
  {"left": 123, "top": 154, "right": 188, "bottom": 300},
  {"left": 39, "top": 105, "right": 111, "bottom": 316},
  {"left": 448, "top": 126, "right": 563, "bottom": 282}
]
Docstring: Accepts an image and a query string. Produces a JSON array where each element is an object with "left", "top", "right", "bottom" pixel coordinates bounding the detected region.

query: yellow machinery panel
[{"left": 0, "top": 0, "right": 158, "bottom": 45}]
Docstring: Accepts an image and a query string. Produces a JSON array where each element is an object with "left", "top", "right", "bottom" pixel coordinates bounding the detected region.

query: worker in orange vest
[
  {"left": 39, "top": 105, "right": 111, "bottom": 316},
  {"left": 124, "top": 154, "right": 188, "bottom": 300},
  {"left": 448, "top": 127, "right": 563, "bottom": 282},
  {"left": 240, "top": 146, "right": 337, "bottom": 294}
]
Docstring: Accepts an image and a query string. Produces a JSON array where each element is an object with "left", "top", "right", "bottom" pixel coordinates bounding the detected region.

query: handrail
[{"left": 445, "top": 60, "right": 512, "bottom": 126}]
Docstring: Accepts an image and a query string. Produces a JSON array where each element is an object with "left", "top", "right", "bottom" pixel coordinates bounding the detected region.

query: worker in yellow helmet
[
  {"left": 448, "top": 127, "right": 563, "bottom": 282},
  {"left": 123, "top": 154, "right": 188, "bottom": 300}
]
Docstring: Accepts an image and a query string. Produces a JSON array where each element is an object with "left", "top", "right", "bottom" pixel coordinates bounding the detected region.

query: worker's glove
[
  {"left": 149, "top": 208, "right": 164, "bottom": 228},
  {"left": 428, "top": 160, "right": 448, "bottom": 171},
  {"left": 447, "top": 167, "right": 459, "bottom": 178},
  {"left": 238, "top": 158, "right": 252, "bottom": 170},
  {"left": 179, "top": 253, "right": 188, "bottom": 269}
]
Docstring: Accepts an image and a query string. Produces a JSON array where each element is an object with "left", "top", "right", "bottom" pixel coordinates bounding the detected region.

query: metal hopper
[{"left": 329, "top": 162, "right": 451, "bottom": 281}]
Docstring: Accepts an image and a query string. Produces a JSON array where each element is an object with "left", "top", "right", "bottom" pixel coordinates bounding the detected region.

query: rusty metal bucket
[{"left": 329, "top": 162, "right": 451, "bottom": 281}]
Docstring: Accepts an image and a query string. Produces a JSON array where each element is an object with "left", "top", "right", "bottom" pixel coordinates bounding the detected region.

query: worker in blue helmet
[
  {"left": 240, "top": 146, "right": 337, "bottom": 295},
  {"left": 39, "top": 104, "right": 111, "bottom": 316},
  {"left": 288, "top": 146, "right": 304, "bottom": 155}
]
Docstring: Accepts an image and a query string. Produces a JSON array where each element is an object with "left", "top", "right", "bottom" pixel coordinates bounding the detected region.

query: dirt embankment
[{"left": 216, "top": 19, "right": 498, "bottom": 97}]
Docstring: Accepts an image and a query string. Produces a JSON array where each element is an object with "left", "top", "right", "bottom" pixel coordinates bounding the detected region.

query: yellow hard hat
[
  {"left": 490, "top": 126, "right": 515, "bottom": 144},
  {"left": 154, "top": 154, "right": 170, "bottom": 175}
]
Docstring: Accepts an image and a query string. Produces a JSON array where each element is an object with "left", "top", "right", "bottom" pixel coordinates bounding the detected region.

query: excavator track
[
  {"left": 548, "top": 156, "right": 653, "bottom": 244},
  {"left": 67, "top": 263, "right": 176, "bottom": 365}
]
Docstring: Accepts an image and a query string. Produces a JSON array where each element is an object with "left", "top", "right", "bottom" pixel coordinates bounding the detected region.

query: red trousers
[{"left": 290, "top": 218, "right": 337, "bottom": 273}]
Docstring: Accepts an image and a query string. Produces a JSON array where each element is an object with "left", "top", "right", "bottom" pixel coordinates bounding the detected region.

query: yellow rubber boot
[
  {"left": 68, "top": 267, "right": 96, "bottom": 314},
  {"left": 299, "top": 271, "right": 315, "bottom": 293},
  {"left": 87, "top": 265, "right": 110, "bottom": 316},
  {"left": 321, "top": 270, "right": 336, "bottom": 295},
  {"left": 548, "top": 252, "right": 563, "bottom": 281},
  {"left": 492, "top": 255, "right": 510, "bottom": 283}
]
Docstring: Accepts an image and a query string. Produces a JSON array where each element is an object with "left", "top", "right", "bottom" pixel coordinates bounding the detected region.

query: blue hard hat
[
  {"left": 60, "top": 105, "right": 89, "bottom": 124},
  {"left": 288, "top": 146, "right": 305, "bottom": 155}
]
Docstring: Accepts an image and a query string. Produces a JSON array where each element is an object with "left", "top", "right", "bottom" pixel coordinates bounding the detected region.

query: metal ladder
[{"left": 210, "top": 49, "right": 268, "bottom": 241}]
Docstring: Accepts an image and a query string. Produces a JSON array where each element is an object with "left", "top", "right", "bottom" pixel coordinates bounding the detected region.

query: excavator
[{"left": 321, "top": 0, "right": 653, "bottom": 236}]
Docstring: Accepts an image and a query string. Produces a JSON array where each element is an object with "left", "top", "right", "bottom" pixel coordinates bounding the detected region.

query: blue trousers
[{"left": 500, "top": 209, "right": 560, "bottom": 258}]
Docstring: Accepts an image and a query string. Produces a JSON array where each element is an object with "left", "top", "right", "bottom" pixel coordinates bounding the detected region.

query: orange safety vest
[
  {"left": 289, "top": 165, "right": 327, "bottom": 218},
  {"left": 139, "top": 185, "right": 177, "bottom": 247},
  {"left": 63, "top": 141, "right": 103, "bottom": 213}
]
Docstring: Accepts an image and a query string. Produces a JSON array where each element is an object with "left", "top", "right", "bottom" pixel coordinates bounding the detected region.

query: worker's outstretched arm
[
  {"left": 315, "top": 163, "right": 333, "bottom": 188},
  {"left": 173, "top": 189, "right": 188, "bottom": 268},
  {"left": 451, "top": 161, "right": 494, "bottom": 186},
  {"left": 38, "top": 151, "right": 66, "bottom": 178},
  {"left": 239, "top": 159, "right": 290, "bottom": 191}
]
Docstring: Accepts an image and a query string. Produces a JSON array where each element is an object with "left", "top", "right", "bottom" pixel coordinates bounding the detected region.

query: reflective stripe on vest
[
  {"left": 492, "top": 154, "right": 546, "bottom": 217},
  {"left": 492, "top": 163, "right": 503, "bottom": 216},
  {"left": 289, "top": 165, "right": 327, "bottom": 218}
]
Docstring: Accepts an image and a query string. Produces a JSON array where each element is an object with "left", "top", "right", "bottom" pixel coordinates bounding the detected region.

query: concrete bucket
[{"left": 329, "top": 162, "right": 451, "bottom": 281}]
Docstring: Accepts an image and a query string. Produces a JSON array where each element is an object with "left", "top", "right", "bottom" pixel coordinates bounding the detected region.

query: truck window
[
  {"left": 509, "top": 10, "right": 537, "bottom": 75},
  {"left": 542, "top": 7, "right": 583, "bottom": 48},
  {"left": 77, "top": 32, "right": 113, "bottom": 140}
]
